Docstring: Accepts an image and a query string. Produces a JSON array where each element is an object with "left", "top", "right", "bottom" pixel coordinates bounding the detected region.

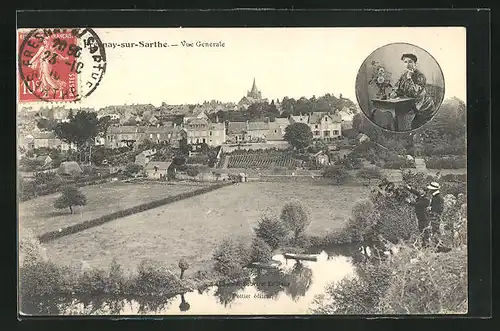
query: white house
[{"left": 290, "top": 111, "right": 342, "bottom": 140}]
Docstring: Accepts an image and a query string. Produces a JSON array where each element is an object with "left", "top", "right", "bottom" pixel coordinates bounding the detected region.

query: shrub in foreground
[
  {"left": 212, "top": 237, "right": 252, "bottom": 277},
  {"left": 312, "top": 244, "right": 467, "bottom": 314},
  {"left": 250, "top": 237, "right": 273, "bottom": 263},
  {"left": 378, "top": 245, "right": 467, "bottom": 314},
  {"left": 254, "top": 216, "right": 289, "bottom": 250},
  {"left": 131, "top": 259, "right": 190, "bottom": 297},
  {"left": 312, "top": 262, "right": 392, "bottom": 314}
]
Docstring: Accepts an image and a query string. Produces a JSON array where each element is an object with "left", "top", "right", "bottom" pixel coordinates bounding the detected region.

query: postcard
[{"left": 17, "top": 25, "right": 467, "bottom": 316}]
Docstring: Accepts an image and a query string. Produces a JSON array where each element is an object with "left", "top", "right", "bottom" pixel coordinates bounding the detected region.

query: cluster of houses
[
  {"left": 18, "top": 79, "right": 355, "bottom": 172},
  {"left": 102, "top": 109, "right": 343, "bottom": 149},
  {"left": 18, "top": 107, "right": 347, "bottom": 152}
]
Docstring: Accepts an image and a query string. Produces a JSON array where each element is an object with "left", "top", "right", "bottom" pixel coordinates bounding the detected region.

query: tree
[
  {"left": 179, "top": 137, "right": 190, "bottom": 155},
  {"left": 283, "top": 123, "right": 313, "bottom": 151},
  {"left": 124, "top": 163, "right": 142, "bottom": 177},
  {"left": 97, "top": 115, "right": 112, "bottom": 138},
  {"left": 33, "top": 171, "right": 62, "bottom": 188},
  {"left": 54, "top": 110, "right": 100, "bottom": 162},
  {"left": 357, "top": 167, "right": 382, "bottom": 185},
  {"left": 280, "top": 202, "right": 311, "bottom": 242},
  {"left": 19, "top": 157, "right": 44, "bottom": 172},
  {"left": 138, "top": 139, "right": 154, "bottom": 151},
  {"left": 352, "top": 113, "right": 363, "bottom": 132},
  {"left": 123, "top": 118, "right": 137, "bottom": 126},
  {"left": 53, "top": 186, "right": 87, "bottom": 214},
  {"left": 323, "top": 165, "right": 351, "bottom": 184},
  {"left": 178, "top": 258, "right": 189, "bottom": 279},
  {"left": 36, "top": 118, "right": 58, "bottom": 131}
]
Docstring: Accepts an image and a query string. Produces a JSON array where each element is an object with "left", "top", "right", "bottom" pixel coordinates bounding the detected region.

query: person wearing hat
[
  {"left": 426, "top": 181, "right": 451, "bottom": 252},
  {"left": 389, "top": 53, "right": 436, "bottom": 129},
  {"left": 404, "top": 184, "right": 432, "bottom": 246}
]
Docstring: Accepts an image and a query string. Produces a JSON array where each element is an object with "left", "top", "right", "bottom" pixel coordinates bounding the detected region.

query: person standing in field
[
  {"left": 426, "top": 182, "right": 451, "bottom": 252},
  {"left": 404, "top": 184, "right": 431, "bottom": 246}
]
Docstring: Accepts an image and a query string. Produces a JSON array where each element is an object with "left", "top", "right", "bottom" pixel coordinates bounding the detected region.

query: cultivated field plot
[
  {"left": 19, "top": 181, "right": 214, "bottom": 236},
  {"left": 44, "top": 182, "right": 370, "bottom": 275},
  {"left": 227, "top": 151, "right": 301, "bottom": 169}
]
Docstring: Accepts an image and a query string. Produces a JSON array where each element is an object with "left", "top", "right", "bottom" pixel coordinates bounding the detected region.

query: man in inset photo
[{"left": 389, "top": 53, "right": 436, "bottom": 129}]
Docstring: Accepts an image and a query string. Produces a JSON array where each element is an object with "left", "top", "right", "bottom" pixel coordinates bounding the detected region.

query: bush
[
  {"left": 312, "top": 262, "right": 393, "bottom": 314},
  {"left": 345, "top": 199, "right": 378, "bottom": 242},
  {"left": 292, "top": 233, "right": 311, "bottom": 248},
  {"left": 383, "top": 155, "right": 415, "bottom": 169},
  {"left": 313, "top": 244, "right": 467, "bottom": 314},
  {"left": 124, "top": 163, "right": 143, "bottom": 177},
  {"left": 441, "top": 173, "right": 466, "bottom": 182},
  {"left": 212, "top": 237, "right": 252, "bottom": 277},
  {"left": 187, "top": 155, "right": 209, "bottom": 165},
  {"left": 377, "top": 245, "right": 468, "bottom": 314},
  {"left": 309, "top": 229, "right": 353, "bottom": 247},
  {"left": 425, "top": 156, "right": 466, "bottom": 169},
  {"left": 440, "top": 181, "right": 466, "bottom": 197},
  {"left": 19, "top": 157, "right": 45, "bottom": 172},
  {"left": 370, "top": 192, "right": 419, "bottom": 244},
  {"left": 33, "top": 171, "right": 61, "bottom": 186},
  {"left": 75, "top": 267, "right": 109, "bottom": 297},
  {"left": 250, "top": 237, "right": 273, "bottom": 263},
  {"left": 254, "top": 216, "right": 289, "bottom": 250},
  {"left": 19, "top": 228, "right": 48, "bottom": 267},
  {"left": 335, "top": 155, "right": 362, "bottom": 170},
  {"left": 186, "top": 166, "right": 201, "bottom": 177},
  {"left": 132, "top": 259, "right": 189, "bottom": 297},
  {"left": 357, "top": 167, "right": 382, "bottom": 184},
  {"left": 322, "top": 165, "right": 351, "bottom": 184}
]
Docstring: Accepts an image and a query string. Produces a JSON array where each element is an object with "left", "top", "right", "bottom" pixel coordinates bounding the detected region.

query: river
[{"left": 22, "top": 245, "right": 361, "bottom": 315}]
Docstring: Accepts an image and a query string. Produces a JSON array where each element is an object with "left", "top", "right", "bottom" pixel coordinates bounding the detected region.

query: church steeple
[
  {"left": 247, "top": 78, "right": 262, "bottom": 99},
  {"left": 251, "top": 78, "right": 258, "bottom": 94}
]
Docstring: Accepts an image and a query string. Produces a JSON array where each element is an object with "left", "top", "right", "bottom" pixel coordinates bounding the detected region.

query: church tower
[{"left": 247, "top": 78, "right": 262, "bottom": 99}]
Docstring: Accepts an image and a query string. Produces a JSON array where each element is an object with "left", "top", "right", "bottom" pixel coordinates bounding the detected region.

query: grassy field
[
  {"left": 19, "top": 181, "right": 214, "bottom": 236},
  {"left": 42, "top": 181, "right": 371, "bottom": 276}
]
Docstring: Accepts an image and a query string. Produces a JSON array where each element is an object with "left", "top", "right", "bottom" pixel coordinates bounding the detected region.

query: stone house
[
  {"left": 145, "top": 161, "right": 172, "bottom": 180},
  {"left": 227, "top": 121, "right": 247, "bottom": 143},
  {"left": 183, "top": 118, "right": 225, "bottom": 146},
  {"left": 290, "top": 111, "right": 342, "bottom": 140},
  {"left": 32, "top": 132, "right": 75, "bottom": 151}
]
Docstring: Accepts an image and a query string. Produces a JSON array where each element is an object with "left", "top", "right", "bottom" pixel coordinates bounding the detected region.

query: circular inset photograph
[{"left": 355, "top": 42, "right": 445, "bottom": 132}]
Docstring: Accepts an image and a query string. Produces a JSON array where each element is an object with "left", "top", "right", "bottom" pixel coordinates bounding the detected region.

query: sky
[{"left": 17, "top": 27, "right": 466, "bottom": 110}]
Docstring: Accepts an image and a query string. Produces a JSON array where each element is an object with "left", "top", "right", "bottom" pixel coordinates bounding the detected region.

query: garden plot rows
[{"left": 227, "top": 152, "right": 301, "bottom": 169}]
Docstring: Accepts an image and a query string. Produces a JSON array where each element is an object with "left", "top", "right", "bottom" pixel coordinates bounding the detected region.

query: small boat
[{"left": 282, "top": 253, "right": 318, "bottom": 262}]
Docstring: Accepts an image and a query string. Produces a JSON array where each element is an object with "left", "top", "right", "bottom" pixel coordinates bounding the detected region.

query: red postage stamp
[{"left": 18, "top": 28, "right": 106, "bottom": 103}]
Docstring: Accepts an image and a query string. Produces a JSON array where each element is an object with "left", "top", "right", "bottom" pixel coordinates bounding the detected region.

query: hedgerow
[{"left": 38, "top": 182, "right": 234, "bottom": 243}]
